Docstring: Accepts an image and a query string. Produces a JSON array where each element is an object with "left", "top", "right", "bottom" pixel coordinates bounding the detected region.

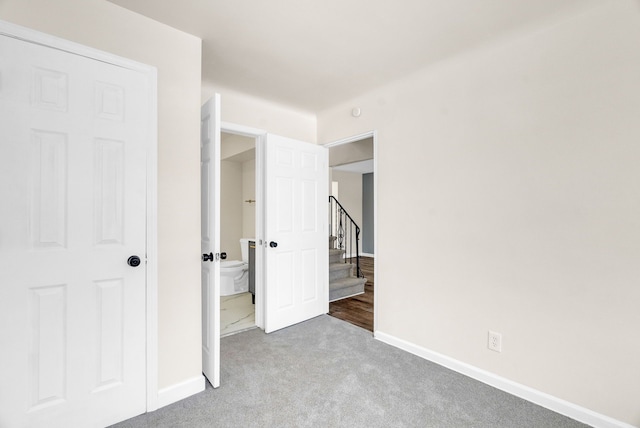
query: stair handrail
[{"left": 329, "top": 195, "right": 363, "bottom": 278}]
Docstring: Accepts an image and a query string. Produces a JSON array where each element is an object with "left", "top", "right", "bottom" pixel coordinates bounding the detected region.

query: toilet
[{"left": 220, "top": 238, "right": 252, "bottom": 296}]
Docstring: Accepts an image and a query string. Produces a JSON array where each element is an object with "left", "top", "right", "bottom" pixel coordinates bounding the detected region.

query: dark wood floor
[{"left": 328, "top": 256, "right": 374, "bottom": 332}]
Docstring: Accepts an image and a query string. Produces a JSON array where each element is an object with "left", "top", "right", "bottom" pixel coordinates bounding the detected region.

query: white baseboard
[
  {"left": 374, "top": 331, "right": 634, "bottom": 428},
  {"left": 157, "top": 375, "right": 206, "bottom": 409},
  {"left": 361, "top": 252, "right": 375, "bottom": 257}
]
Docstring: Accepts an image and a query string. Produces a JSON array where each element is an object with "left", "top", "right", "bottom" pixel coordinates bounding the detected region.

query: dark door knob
[
  {"left": 128, "top": 255, "right": 141, "bottom": 267},
  {"left": 220, "top": 252, "right": 227, "bottom": 260},
  {"left": 202, "top": 252, "right": 214, "bottom": 262},
  {"left": 269, "top": 241, "right": 278, "bottom": 248}
]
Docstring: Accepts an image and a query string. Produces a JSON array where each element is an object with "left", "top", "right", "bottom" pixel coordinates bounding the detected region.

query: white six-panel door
[
  {"left": 200, "top": 95, "right": 221, "bottom": 388},
  {"left": 0, "top": 31, "right": 149, "bottom": 427},
  {"left": 264, "top": 134, "right": 328, "bottom": 333}
]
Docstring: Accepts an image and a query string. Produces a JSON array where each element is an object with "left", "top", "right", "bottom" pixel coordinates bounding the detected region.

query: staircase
[{"left": 328, "top": 197, "right": 367, "bottom": 302}]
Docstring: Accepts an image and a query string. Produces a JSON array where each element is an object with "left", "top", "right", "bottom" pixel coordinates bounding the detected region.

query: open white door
[
  {"left": 0, "top": 27, "right": 151, "bottom": 427},
  {"left": 264, "top": 134, "right": 328, "bottom": 333},
  {"left": 201, "top": 95, "right": 221, "bottom": 387}
]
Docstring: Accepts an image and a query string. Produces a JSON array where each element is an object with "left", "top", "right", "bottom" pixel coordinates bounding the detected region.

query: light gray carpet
[{"left": 112, "top": 315, "right": 590, "bottom": 428}]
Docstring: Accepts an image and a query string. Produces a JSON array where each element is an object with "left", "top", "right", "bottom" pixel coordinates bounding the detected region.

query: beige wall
[
  {"left": 202, "top": 84, "right": 317, "bottom": 143},
  {"left": 220, "top": 131, "right": 257, "bottom": 250},
  {"left": 220, "top": 158, "right": 256, "bottom": 260},
  {"left": 0, "top": 0, "right": 203, "bottom": 390},
  {"left": 318, "top": 1, "right": 640, "bottom": 425},
  {"left": 242, "top": 159, "right": 257, "bottom": 239},
  {"left": 220, "top": 161, "right": 243, "bottom": 261},
  {"left": 221, "top": 132, "right": 255, "bottom": 159}
]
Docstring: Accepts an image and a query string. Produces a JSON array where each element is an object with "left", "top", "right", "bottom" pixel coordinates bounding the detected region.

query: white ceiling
[{"left": 108, "top": 0, "right": 597, "bottom": 112}]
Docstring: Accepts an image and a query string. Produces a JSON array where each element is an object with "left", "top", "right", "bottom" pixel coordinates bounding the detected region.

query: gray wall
[{"left": 362, "top": 173, "right": 374, "bottom": 254}]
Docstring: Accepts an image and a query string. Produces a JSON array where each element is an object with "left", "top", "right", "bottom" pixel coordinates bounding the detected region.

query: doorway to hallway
[{"left": 324, "top": 132, "right": 377, "bottom": 333}]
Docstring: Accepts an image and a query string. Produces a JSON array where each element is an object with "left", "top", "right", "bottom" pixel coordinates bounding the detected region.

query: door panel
[
  {"left": 0, "top": 32, "right": 148, "bottom": 428},
  {"left": 31, "top": 130, "right": 68, "bottom": 248},
  {"left": 201, "top": 95, "right": 221, "bottom": 388},
  {"left": 94, "top": 138, "right": 125, "bottom": 246},
  {"left": 264, "top": 134, "right": 328, "bottom": 333}
]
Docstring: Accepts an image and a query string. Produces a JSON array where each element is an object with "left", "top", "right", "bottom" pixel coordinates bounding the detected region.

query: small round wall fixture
[{"left": 351, "top": 107, "right": 361, "bottom": 117}]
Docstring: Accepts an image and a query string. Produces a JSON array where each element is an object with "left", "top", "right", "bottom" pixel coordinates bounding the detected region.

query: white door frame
[
  {"left": 0, "top": 20, "right": 160, "bottom": 412},
  {"left": 323, "top": 131, "right": 378, "bottom": 333},
  {"left": 220, "top": 121, "right": 267, "bottom": 329}
]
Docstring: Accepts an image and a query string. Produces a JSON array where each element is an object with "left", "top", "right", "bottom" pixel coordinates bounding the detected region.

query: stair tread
[
  {"left": 329, "top": 262, "right": 354, "bottom": 272},
  {"left": 330, "top": 276, "right": 367, "bottom": 288},
  {"left": 329, "top": 249, "right": 344, "bottom": 255},
  {"left": 329, "top": 276, "right": 367, "bottom": 302}
]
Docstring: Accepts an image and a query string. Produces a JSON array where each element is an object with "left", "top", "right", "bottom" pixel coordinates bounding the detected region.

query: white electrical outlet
[{"left": 488, "top": 331, "right": 502, "bottom": 352}]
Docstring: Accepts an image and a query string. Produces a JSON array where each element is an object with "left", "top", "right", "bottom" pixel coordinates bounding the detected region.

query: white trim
[
  {"left": 324, "top": 130, "right": 378, "bottom": 332},
  {"left": 221, "top": 121, "right": 266, "bottom": 138},
  {"left": 374, "top": 331, "right": 634, "bottom": 428},
  {"left": 323, "top": 131, "right": 375, "bottom": 148},
  {"left": 254, "top": 133, "right": 266, "bottom": 330},
  {"left": 0, "top": 19, "right": 160, "bottom": 413},
  {"left": 361, "top": 252, "right": 375, "bottom": 258},
  {"left": 145, "top": 66, "right": 159, "bottom": 412},
  {"left": 372, "top": 132, "right": 378, "bottom": 333},
  {"left": 0, "top": 20, "right": 155, "bottom": 73},
  {"left": 157, "top": 375, "right": 206, "bottom": 409}
]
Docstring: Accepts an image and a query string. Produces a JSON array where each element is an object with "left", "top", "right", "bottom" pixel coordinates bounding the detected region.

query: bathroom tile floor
[{"left": 220, "top": 292, "right": 256, "bottom": 337}]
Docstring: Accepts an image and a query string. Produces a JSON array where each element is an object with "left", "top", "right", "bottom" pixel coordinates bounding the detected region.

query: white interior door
[
  {"left": 201, "top": 95, "right": 221, "bottom": 387},
  {"left": 0, "top": 31, "right": 149, "bottom": 427},
  {"left": 264, "top": 134, "right": 328, "bottom": 333}
]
